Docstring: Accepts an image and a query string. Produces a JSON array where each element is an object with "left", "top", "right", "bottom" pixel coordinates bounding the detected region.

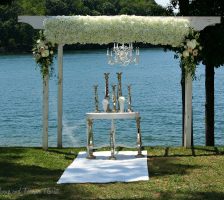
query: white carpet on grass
[{"left": 57, "top": 150, "right": 148, "bottom": 184}]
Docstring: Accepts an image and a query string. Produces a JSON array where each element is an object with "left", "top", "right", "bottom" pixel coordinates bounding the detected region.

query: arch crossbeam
[{"left": 18, "top": 15, "right": 221, "bottom": 32}]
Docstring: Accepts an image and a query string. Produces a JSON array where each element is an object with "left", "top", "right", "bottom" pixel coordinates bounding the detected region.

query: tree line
[{"left": 0, "top": 0, "right": 170, "bottom": 53}]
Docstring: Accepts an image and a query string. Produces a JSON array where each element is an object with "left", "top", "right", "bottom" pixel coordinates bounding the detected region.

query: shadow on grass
[
  {"left": 0, "top": 147, "right": 27, "bottom": 161},
  {"left": 0, "top": 161, "right": 62, "bottom": 189},
  {"left": 148, "top": 156, "right": 201, "bottom": 177},
  {"left": 153, "top": 191, "right": 224, "bottom": 200},
  {"left": 145, "top": 146, "right": 224, "bottom": 158},
  {"left": 193, "top": 146, "right": 224, "bottom": 155},
  {"left": 47, "top": 149, "right": 79, "bottom": 161},
  {"left": 47, "top": 148, "right": 85, "bottom": 156}
]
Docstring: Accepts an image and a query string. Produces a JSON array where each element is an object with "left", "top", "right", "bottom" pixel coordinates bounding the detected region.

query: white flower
[
  {"left": 50, "top": 50, "right": 54, "bottom": 54},
  {"left": 187, "top": 39, "right": 197, "bottom": 49},
  {"left": 180, "top": 43, "right": 184, "bottom": 46},
  {"left": 37, "top": 42, "right": 45, "bottom": 48},
  {"left": 183, "top": 50, "right": 189, "bottom": 58},
  {"left": 35, "top": 53, "right": 41, "bottom": 60},
  {"left": 193, "top": 49, "right": 198, "bottom": 56},
  {"left": 41, "top": 50, "right": 49, "bottom": 57}
]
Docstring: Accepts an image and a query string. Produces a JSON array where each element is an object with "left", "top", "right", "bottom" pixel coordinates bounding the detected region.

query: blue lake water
[{"left": 0, "top": 49, "right": 224, "bottom": 147}]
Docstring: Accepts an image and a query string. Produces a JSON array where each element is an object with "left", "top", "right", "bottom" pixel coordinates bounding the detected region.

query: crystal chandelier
[{"left": 107, "top": 43, "right": 139, "bottom": 66}]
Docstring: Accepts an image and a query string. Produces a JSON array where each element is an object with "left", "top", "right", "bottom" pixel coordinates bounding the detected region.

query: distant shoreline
[{"left": 0, "top": 44, "right": 165, "bottom": 55}]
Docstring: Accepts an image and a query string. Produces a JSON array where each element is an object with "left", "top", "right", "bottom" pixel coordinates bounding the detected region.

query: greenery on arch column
[
  {"left": 32, "top": 31, "right": 56, "bottom": 79},
  {"left": 170, "top": 29, "right": 202, "bottom": 80}
]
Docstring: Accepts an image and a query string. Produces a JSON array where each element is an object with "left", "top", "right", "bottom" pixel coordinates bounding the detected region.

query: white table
[{"left": 86, "top": 112, "right": 144, "bottom": 159}]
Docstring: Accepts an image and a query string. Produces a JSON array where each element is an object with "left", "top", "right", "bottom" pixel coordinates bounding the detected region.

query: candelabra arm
[
  {"left": 104, "top": 73, "right": 111, "bottom": 112},
  {"left": 116, "top": 72, "right": 122, "bottom": 110},
  {"left": 112, "top": 84, "right": 117, "bottom": 112},
  {"left": 93, "top": 85, "right": 99, "bottom": 112},
  {"left": 128, "top": 84, "right": 133, "bottom": 112}
]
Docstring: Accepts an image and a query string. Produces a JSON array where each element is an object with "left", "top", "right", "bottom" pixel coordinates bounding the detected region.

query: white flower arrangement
[
  {"left": 177, "top": 29, "right": 202, "bottom": 77},
  {"left": 32, "top": 31, "right": 55, "bottom": 78},
  {"left": 43, "top": 15, "right": 190, "bottom": 47}
]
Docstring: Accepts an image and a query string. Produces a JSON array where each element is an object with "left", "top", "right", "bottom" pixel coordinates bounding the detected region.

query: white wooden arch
[{"left": 18, "top": 16, "right": 221, "bottom": 149}]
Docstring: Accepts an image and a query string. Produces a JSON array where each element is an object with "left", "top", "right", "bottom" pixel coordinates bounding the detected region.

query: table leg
[
  {"left": 135, "top": 116, "right": 144, "bottom": 158},
  {"left": 109, "top": 119, "right": 116, "bottom": 160},
  {"left": 86, "top": 118, "right": 96, "bottom": 159}
]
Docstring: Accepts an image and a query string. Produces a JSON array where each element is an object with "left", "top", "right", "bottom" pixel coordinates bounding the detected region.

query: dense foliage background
[{"left": 0, "top": 0, "right": 169, "bottom": 53}]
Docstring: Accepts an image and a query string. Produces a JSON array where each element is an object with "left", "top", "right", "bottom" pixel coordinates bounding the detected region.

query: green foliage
[
  {"left": 189, "top": 0, "right": 224, "bottom": 16},
  {"left": 0, "top": 1, "right": 38, "bottom": 52},
  {"left": 170, "top": 0, "right": 224, "bottom": 16},
  {"left": 200, "top": 24, "right": 224, "bottom": 67},
  {"left": 0, "top": 0, "right": 14, "bottom": 5},
  {"left": 19, "top": 0, "right": 46, "bottom": 15},
  {"left": 46, "top": 0, "right": 71, "bottom": 15},
  {"left": 118, "top": 0, "right": 167, "bottom": 15},
  {"left": 45, "top": 0, "right": 168, "bottom": 16}
]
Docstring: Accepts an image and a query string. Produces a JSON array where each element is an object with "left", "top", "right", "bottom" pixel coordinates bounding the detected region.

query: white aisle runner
[{"left": 57, "top": 151, "right": 149, "bottom": 184}]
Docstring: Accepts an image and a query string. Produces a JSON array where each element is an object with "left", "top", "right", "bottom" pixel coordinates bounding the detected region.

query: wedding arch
[{"left": 18, "top": 15, "right": 220, "bottom": 150}]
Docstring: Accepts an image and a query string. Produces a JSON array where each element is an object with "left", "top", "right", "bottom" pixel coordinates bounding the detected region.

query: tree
[
  {"left": 200, "top": 23, "right": 224, "bottom": 146},
  {"left": 0, "top": 0, "right": 14, "bottom": 5},
  {"left": 46, "top": 0, "right": 69, "bottom": 15},
  {"left": 118, "top": 0, "right": 167, "bottom": 16},
  {"left": 189, "top": 0, "right": 224, "bottom": 146}
]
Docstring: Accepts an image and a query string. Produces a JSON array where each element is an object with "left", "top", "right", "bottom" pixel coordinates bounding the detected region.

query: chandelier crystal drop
[{"left": 107, "top": 43, "right": 139, "bottom": 66}]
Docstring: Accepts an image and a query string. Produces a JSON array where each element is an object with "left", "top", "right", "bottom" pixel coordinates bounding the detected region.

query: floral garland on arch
[
  {"left": 174, "top": 29, "right": 202, "bottom": 78},
  {"left": 43, "top": 15, "right": 190, "bottom": 47},
  {"left": 32, "top": 31, "right": 56, "bottom": 78}
]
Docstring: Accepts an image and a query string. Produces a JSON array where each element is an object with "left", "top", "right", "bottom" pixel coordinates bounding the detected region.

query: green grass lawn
[{"left": 0, "top": 146, "right": 224, "bottom": 200}]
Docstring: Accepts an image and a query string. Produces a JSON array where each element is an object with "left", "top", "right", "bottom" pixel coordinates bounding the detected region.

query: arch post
[
  {"left": 184, "top": 73, "right": 192, "bottom": 148},
  {"left": 57, "top": 44, "right": 64, "bottom": 148},
  {"left": 42, "top": 74, "right": 49, "bottom": 150}
]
